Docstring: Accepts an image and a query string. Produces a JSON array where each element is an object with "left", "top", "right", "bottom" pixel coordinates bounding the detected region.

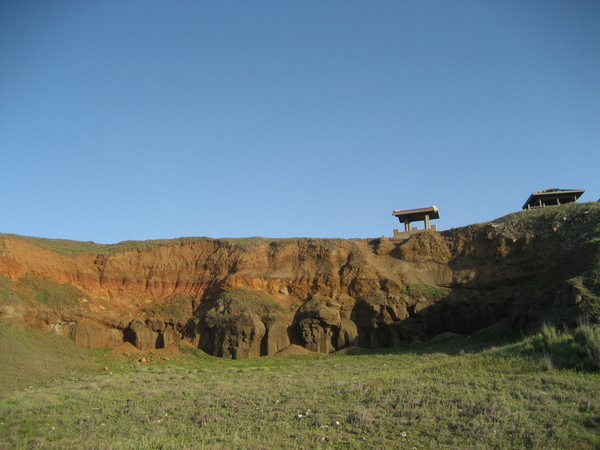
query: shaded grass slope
[{"left": 0, "top": 325, "right": 98, "bottom": 396}]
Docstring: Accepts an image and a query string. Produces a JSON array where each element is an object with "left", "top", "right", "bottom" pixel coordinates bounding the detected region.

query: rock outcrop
[{"left": 1, "top": 202, "right": 598, "bottom": 357}]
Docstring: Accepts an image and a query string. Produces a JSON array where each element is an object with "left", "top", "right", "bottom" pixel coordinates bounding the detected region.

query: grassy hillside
[
  {"left": 0, "top": 234, "right": 212, "bottom": 257},
  {"left": 0, "top": 325, "right": 99, "bottom": 396},
  {"left": 0, "top": 327, "right": 598, "bottom": 449}
]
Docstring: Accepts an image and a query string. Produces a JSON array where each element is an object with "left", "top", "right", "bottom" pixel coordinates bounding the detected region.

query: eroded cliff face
[{"left": 1, "top": 203, "right": 598, "bottom": 358}]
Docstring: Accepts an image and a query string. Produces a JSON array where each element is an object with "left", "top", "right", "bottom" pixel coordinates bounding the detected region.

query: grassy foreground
[{"left": 0, "top": 328, "right": 599, "bottom": 449}]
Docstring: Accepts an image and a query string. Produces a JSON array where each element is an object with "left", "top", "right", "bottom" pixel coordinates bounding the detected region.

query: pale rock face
[
  {"left": 217, "top": 315, "right": 266, "bottom": 359},
  {"left": 337, "top": 318, "right": 359, "bottom": 349},
  {"left": 264, "top": 318, "right": 291, "bottom": 355},
  {"left": 0, "top": 305, "right": 27, "bottom": 331},
  {"left": 51, "top": 319, "right": 122, "bottom": 349},
  {"left": 128, "top": 320, "right": 159, "bottom": 351}
]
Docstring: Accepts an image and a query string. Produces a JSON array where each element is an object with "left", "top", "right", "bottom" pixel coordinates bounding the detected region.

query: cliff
[{"left": 1, "top": 202, "right": 599, "bottom": 358}]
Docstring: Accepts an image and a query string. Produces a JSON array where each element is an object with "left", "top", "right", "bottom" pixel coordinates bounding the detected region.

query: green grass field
[{"left": 1, "top": 325, "right": 599, "bottom": 449}]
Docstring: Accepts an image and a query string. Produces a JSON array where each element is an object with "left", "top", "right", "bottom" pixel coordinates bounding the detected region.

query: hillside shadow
[{"left": 331, "top": 332, "right": 519, "bottom": 358}]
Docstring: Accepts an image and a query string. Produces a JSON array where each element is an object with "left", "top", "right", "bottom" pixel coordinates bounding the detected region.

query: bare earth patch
[{"left": 274, "top": 344, "right": 314, "bottom": 356}]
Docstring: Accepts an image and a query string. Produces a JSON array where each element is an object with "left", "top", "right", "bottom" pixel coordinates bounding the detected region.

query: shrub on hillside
[
  {"left": 525, "top": 322, "right": 600, "bottom": 371},
  {"left": 574, "top": 324, "right": 600, "bottom": 369}
]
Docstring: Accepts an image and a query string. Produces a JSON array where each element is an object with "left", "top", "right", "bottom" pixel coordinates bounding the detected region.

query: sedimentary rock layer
[{"left": 1, "top": 203, "right": 598, "bottom": 357}]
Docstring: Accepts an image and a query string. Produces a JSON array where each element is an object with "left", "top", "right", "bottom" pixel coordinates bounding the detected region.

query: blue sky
[{"left": 1, "top": 1, "right": 599, "bottom": 243}]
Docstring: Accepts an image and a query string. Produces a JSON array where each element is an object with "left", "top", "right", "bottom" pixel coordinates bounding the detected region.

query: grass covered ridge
[
  {"left": 0, "top": 324, "right": 99, "bottom": 396},
  {"left": 205, "top": 288, "right": 284, "bottom": 320},
  {"left": 1, "top": 233, "right": 350, "bottom": 258},
  {"left": 406, "top": 283, "right": 450, "bottom": 300},
  {"left": 0, "top": 274, "right": 89, "bottom": 309},
  {"left": 491, "top": 202, "right": 600, "bottom": 243},
  {"left": 0, "top": 326, "right": 599, "bottom": 448},
  {"left": 0, "top": 233, "right": 212, "bottom": 257},
  {"left": 141, "top": 293, "right": 197, "bottom": 320}
]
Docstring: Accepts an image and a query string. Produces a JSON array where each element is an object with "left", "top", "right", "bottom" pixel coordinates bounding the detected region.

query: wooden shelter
[
  {"left": 392, "top": 206, "right": 440, "bottom": 238},
  {"left": 522, "top": 188, "right": 584, "bottom": 210}
]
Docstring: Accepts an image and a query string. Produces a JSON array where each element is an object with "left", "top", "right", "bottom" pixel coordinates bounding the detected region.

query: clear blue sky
[{"left": 1, "top": 1, "right": 599, "bottom": 243}]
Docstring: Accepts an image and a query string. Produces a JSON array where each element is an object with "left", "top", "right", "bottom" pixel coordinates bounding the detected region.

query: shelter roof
[
  {"left": 522, "top": 188, "right": 584, "bottom": 209},
  {"left": 392, "top": 206, "right": 440, "bottom": 222}
]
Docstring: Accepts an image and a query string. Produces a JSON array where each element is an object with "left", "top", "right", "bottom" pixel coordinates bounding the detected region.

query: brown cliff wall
[{"left": 1, "top": 202, "right": 598, "bottom": 357}]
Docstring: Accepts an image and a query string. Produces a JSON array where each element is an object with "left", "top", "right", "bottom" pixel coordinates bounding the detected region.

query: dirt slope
[{"left": 1, "top": 203, "right": 598, "bottom": 358}]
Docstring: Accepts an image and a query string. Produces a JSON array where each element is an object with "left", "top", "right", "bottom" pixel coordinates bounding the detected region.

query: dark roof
[
  {"left": 392, "top": 206, "right": 440, "bottom": 222},
  {"left": 522, "top": 188, "right": 584, "bottom": 209}
]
